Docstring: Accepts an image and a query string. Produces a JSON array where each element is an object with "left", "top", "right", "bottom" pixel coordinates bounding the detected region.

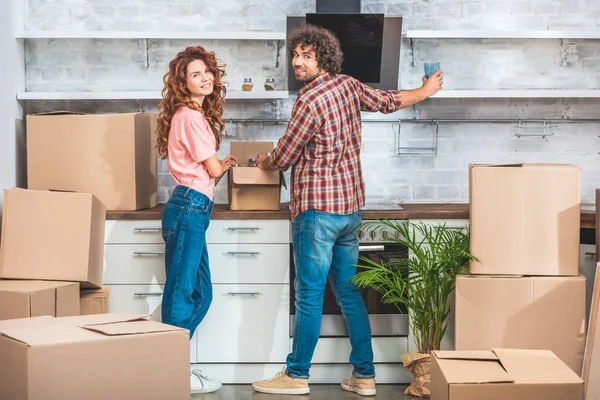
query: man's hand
[
  {"left": 256, "top": 152, "right": 269, "bottom": 169},
  {"left": 421, "top": 70, "right": 443, "bottom": 97}
]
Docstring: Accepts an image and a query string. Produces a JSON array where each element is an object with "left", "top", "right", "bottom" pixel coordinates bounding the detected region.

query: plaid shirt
[{"left": 270, "top": 73, "right": 403, "bottom": 219}]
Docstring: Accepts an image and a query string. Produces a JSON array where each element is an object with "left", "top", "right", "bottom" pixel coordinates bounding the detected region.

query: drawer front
[
  {"left": 196, "top": 284, "right": 290, "bottom": 363},
  {"left": 209, "top": 244, "right": 289, "bottom": 284},
  {"left": 206, "top": 220, "right": 290, "bottom": 244},
  {"left": 105, "top": 283, "right": 197, "bottom": 363},
  {"left": 104, "top": 244, "right": 166, "bottom": 284},
  {"left": 307, "top": 337, "right": 408, "bottom": 363},
  {"left": 104, "top": 243, "right": 290, "bottom": 285},
  {"left": 105, "top": 220, "right": 164, "bottom": 244}
]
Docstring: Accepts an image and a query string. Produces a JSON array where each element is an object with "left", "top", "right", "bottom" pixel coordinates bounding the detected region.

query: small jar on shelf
[
  {"left": 264, "top": 77, "right": 276, "bottom": 91},
  {"left": 241, "top": 78, "right": 254, "bottom": 91}
]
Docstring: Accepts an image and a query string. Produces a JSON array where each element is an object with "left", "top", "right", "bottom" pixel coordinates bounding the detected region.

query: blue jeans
[
  {"left": 286, "top": 210, "right": 375, "bottom": 379},
  {"left": 161, "top": 185, "right": 214, "bottom": 339}
]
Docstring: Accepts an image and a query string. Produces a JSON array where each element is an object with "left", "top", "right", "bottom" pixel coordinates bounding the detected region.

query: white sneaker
[{"left": 190, "top": 369, "right": 222, "bottom": 394}]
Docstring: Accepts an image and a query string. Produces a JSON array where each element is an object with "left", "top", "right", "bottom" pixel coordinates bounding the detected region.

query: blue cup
[{"left": 424, "top": 62, "right": 440, "bottom": 79}]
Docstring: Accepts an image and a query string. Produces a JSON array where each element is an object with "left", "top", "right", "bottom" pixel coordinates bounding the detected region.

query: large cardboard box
[
  {"left": 229, "top": 142, "right": 284, "bottom": 211},
  {"left": 455, "top": 275, "right": 586, "bottom": 374},
  {"left": 80, "top": 287, "right": 110, "bottom": 315},
  {"left": 431, "top": 349, "right": 583, "bottom": 400},
  {"left": 0, "top": 314, "right": 189, "bottom": 400},
  {"left": 469, "top": 163, "right": 580, "bottom": 276},
  {"left": 27, "top": 112, "right": 158, "bottom": 211},
  {"left": 0, "top": 188, "right": 105, "bottom": 288},
  {"left": 0, "top": 280, "right": 79, "bottom": 321}
]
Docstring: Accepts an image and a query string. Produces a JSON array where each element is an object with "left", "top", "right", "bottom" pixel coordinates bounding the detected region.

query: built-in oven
[{"left": 290, "top": 220, "right": 409, "bottom": 337}]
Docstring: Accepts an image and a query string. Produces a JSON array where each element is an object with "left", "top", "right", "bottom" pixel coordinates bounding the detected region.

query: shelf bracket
[
  {"left": 410, "top": 38, "right": 417, "bottom": 67},
  {"left": 515, "top": 119, "right": 553, "bottom": 139}
]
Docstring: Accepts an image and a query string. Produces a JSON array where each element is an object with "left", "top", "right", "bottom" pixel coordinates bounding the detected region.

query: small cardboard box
[
  {"left": 455, "top": 274, "right": 586, "bottom": 374},
  {"left": 27, "top": 112, "right": 158, "bottom": 211},
  {"left": 431, "top": 349, "right": 584, "bottom": 400},
  {"left": 469, "top": 163, "right": 581, "bottom": 276},
  {"left": 228, "top": 142, "right": 285, "bottom": 211},
  {"left": 0, "top": 314, "right": 190, "bottom": 400},
  {"left": 0, "top": 280, "right": 80, "bottom": 321},
  {"left": 80, "top": 287, "right": 110, "bottom": 315},
  {"left": 0, "top": 188, "right": 105, "bottom": 288}
]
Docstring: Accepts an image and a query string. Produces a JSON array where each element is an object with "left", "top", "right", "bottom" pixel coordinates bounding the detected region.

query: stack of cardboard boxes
[
  {"left": 0, "top": 113, "right": 190, "bottom": 399},
  {"left": 431, "top": 164, "right": 586, "bottom": 400}
]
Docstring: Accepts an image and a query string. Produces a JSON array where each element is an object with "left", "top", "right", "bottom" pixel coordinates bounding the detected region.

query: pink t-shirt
[{"left": 168, "top": 107, "right": 217, "bottom": 200}]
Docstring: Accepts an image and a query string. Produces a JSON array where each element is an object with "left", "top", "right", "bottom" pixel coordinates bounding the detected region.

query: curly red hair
[{"left": 157, "top": 46, "right": 227, "bottom": 159}]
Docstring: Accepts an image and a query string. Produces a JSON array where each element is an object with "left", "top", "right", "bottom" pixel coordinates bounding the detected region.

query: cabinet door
[
  {"left": 196, "top": 284, "right": 290, "bottom": 363},
  {"left": 105, "top": 284, "right": 197, "bottom": 363}
]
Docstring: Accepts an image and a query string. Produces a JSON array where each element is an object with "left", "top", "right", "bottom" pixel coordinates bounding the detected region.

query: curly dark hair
[{"left": 287, "top": 24, "right": 343, "bottom": 75}]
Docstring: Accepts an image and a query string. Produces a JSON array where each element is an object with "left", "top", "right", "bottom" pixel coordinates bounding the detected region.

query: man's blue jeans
[
  {"left": 286, "top": 210, "right": 375, "bottom": 379},
  {"left": 161, "top": 185, "right": 214, "bottom": 339}
]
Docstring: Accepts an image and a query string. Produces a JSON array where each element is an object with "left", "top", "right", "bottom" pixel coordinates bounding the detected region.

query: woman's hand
[{"left": 220, "top": 154, "right": 238, "bottom": 171}]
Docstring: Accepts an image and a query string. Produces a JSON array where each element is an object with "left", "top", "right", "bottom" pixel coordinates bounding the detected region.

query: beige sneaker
[
  {"left": 252, "top": 369, "right": 310, "bottom": 395},
  {"left": 341, "top": 376, "right": 376, "bottom": 396}
]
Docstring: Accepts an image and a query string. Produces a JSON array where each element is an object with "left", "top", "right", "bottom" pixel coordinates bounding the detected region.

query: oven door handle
[{"left": 359, "top": 245, "right": 385, "bottom": 252}]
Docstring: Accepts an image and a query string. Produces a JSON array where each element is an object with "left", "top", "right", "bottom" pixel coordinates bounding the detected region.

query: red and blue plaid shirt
[{"left": 270, "top": 73, "right": 403, "bottom": 219}]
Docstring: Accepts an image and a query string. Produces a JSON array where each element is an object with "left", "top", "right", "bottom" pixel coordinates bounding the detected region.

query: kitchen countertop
[{"left": 107, "top": 203, "right": 597, "bottom": 229}]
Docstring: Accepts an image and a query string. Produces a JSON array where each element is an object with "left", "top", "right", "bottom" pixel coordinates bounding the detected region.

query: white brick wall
[{"left": 22, "top": 0, "right": 600, "bottom": 204}]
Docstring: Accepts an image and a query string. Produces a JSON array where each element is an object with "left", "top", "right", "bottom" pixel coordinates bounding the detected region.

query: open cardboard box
[
  {"left": 431, "top": 348, "right": 583, "bottom": 400},
  {"left": 0, "top": 313, "right": 189, "bottom": 400},
  {"left": 228, "top": 142, "right": 286, "bottom": 211}
]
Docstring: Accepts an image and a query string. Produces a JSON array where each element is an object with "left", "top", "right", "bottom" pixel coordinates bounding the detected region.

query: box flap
[
  {"left": 470, "top": 163, "right": 524, "bottom": 168},
  {"left": 81, "top": 320, "right": 186, "bottom": 336},
  {"left": 434, "top": 350, "right": 514, "bottom": 384},
  {"left": 493, "top": 348, "right": 584, "bottom": 384},
  {"left": 231, "top": 167, "right": 280, "bottom": 185},
  {"left": 70, "top": 313, "right": 148, "bottom": 326},
  {"left": 434, "top": 350, "right": 499, "bottom": 361},
  {"left": 231, "top": 142, "right": 274, "bottom": 162}
]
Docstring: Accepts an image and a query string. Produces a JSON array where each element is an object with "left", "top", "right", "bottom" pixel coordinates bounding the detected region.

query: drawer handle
[
  {"left": 585, "top": 252, "right": 597, "bottom": 257},
  {"left": 133, "top": 251, "right": 165, "bottom": 256},
  {"left": 227, "top": 227, "right": 260, "bottom": 231},
  {"left": 227, "top": 292, "right": 261, "bottom": 296},
  {"left": 134, "top": 292, "right": 163, "bottom": 297},
  {"left": 133, "top": 227, "right": 162, "bottom": 232},
  {"left": 227, "top": 251, "right": 260, "bottom": 256},
  {"left": 359, "top": 245, "right": 385, "bottom": 252}
]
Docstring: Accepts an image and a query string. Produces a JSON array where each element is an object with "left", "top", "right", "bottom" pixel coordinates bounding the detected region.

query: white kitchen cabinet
[
  {"left": 103, "top": 218, "right": 291, "bottom": 374},
  {"left": 196, "top": 284, "right": 290, "bottom": 363},
  {"left": 307, "top": 337, "right": 408, "bottom": 364}
]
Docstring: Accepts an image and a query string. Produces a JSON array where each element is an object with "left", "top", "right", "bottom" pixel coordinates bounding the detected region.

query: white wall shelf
[
  {"left": 15, "top": 30, "right": 286, "bottom": 40},
  {"left": 406, "top": 30, "right": 600, "bottom": 39},
  {"left": 430, "top": 90, "right": 600, "bottom": 98},
  {"left": 17, "top": 91, "right": 290, "bottom": 101}
]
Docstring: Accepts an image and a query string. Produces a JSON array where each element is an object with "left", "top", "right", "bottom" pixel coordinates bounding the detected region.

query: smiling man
[{"left": 251, "top": 24, "right": 443, "bottom": 396}]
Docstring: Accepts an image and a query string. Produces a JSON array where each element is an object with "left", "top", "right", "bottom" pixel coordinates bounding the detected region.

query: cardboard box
[
  {"left": 431, "top": 349, "right": 583, "bottom": 400},
  {"left": 0, "top": 314, "right": 189, "bottom": 400},
  {"left": 455, "top": 275, "right": 586, "bottom": 374},
  {"left": 80, "top": 287, "right": 110, "bottom": 315},
  {"left": 0, "top": 280, "right": 79, "bottom": 321},
  {"left": 27, "top": 112, "right": 158, "bottom": 211},
  {"left": 469, "top": 163, "right": 580, "bottom": 276},
  {"left": 0, "top": 188, "right": 105, "bottom": 288},
  {"left": 228, "top": 142, "right": 284, "bottom": 211}
]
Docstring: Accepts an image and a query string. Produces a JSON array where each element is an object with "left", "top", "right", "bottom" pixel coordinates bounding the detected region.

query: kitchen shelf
[
  {"left": 406, "top": 30, "right": 600, "bottom": 39},
  {"left": 17, "top": 90, "right": 290, "bottom": 101},
  {"left": 430, "top": 90, "right": 600, "bottom": 99},
  {"left": 14, "top": 30, "right": 286, "bottom": 40}
]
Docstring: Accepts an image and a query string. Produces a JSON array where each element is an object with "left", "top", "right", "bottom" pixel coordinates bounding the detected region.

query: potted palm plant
[{"left": 352, "top": 220, "right": 476, "bottom": 398}]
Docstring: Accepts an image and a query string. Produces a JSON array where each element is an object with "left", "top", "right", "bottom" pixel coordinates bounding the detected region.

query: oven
[{"left": 289, "top": 220, "right": 409, "bottom": 337}]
